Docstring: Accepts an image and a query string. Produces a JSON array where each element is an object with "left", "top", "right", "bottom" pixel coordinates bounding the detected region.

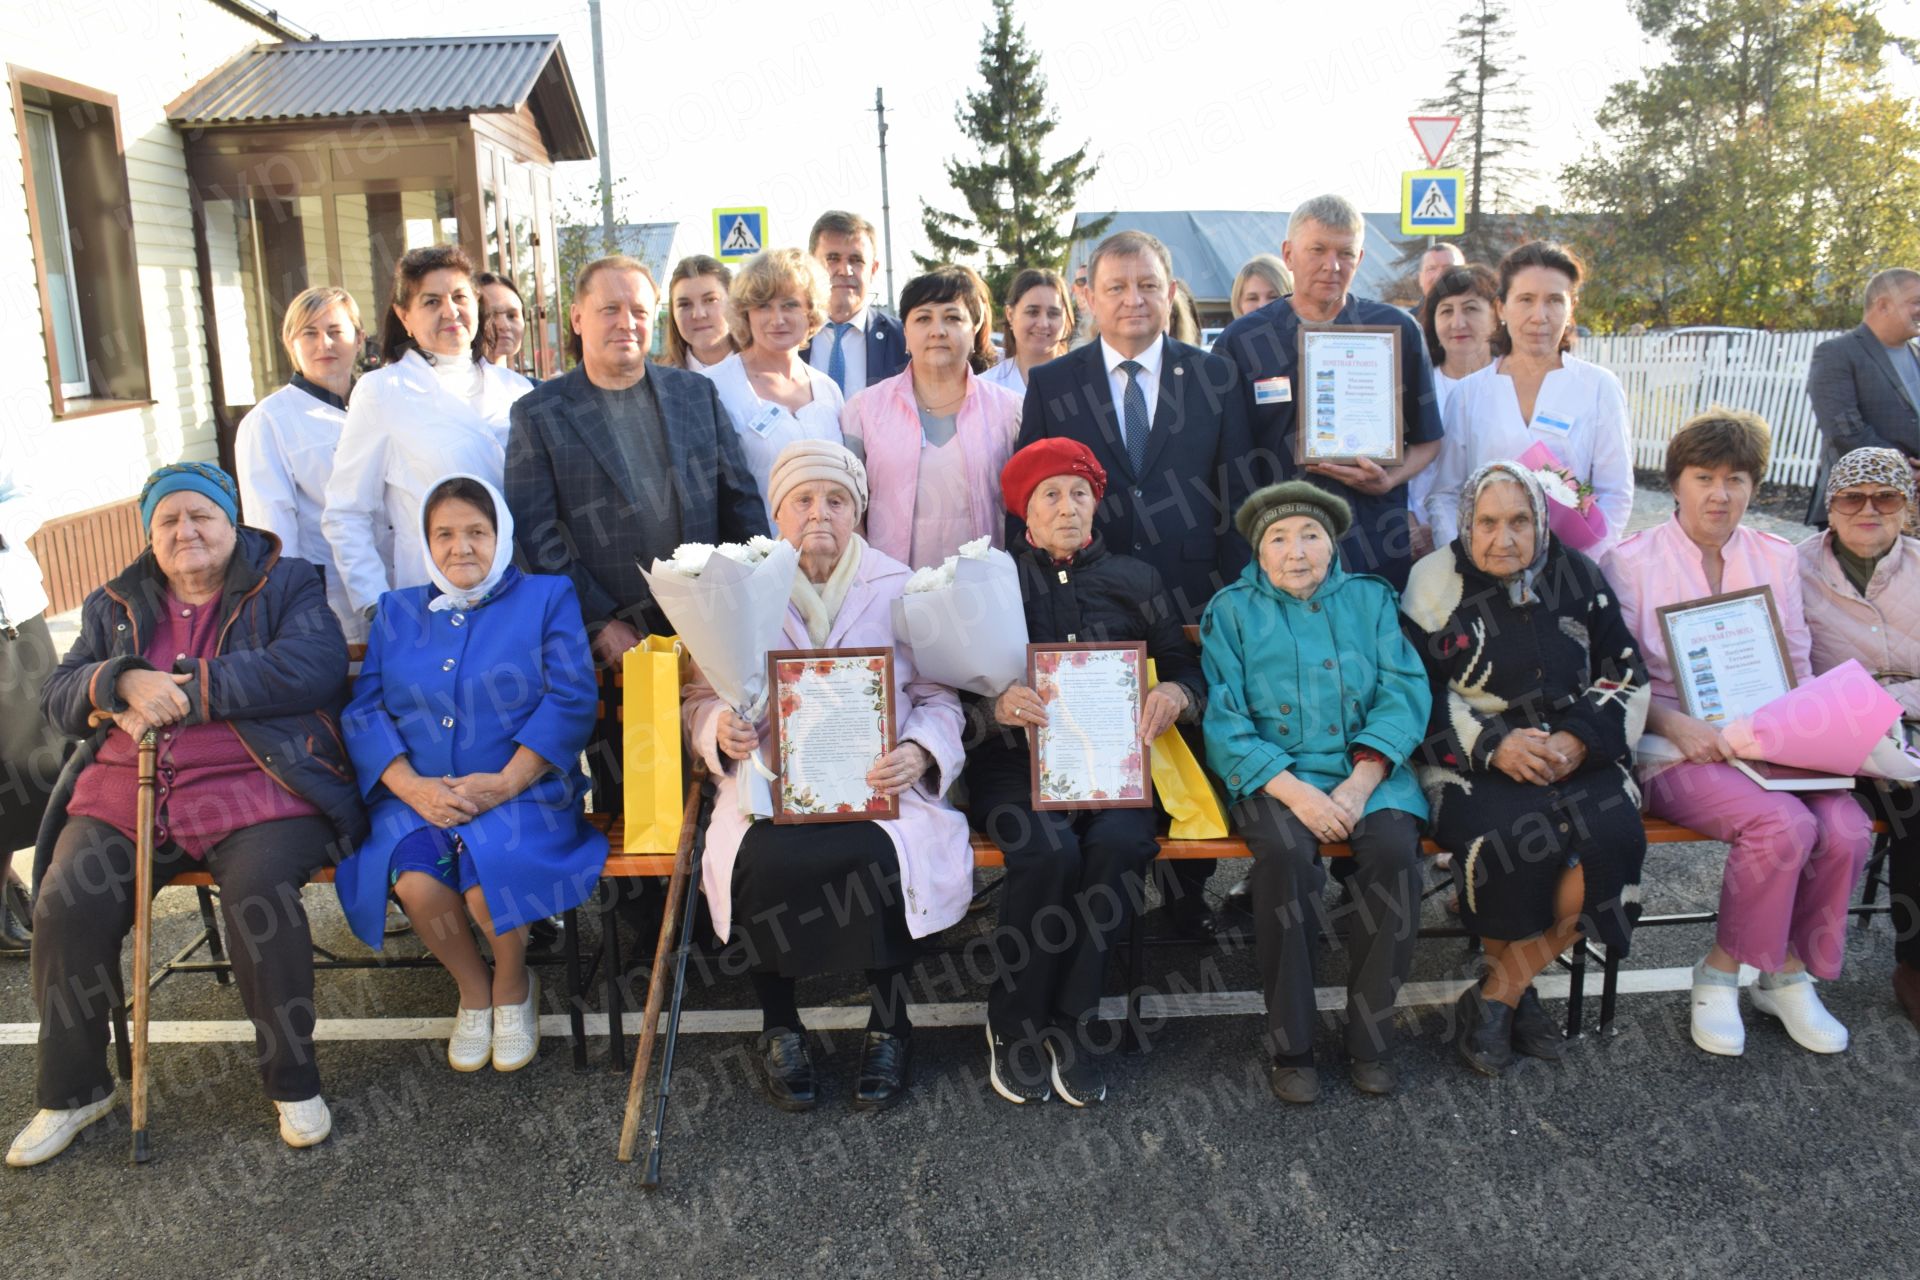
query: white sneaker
[
  {"left": 1750, "top": 978, "right": 1850, "bottom": 1054},
  {"left": 274, "top": 1095, "right": 332, "bottom": 1148},
  {"left": 448, "top": 1004, "right": 493, "bottom": 1072},
  {"left": 1690, "top": 979, "right": 1746, "bottom": 1056},
  {"left": 6, "top": 1096, "right": 115, "bottom": 1168},
  {"left": 492, "top": 973, "right": 540, "bottom": 1072}
]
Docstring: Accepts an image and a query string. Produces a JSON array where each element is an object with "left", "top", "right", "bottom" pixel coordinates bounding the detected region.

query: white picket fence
[{"left": 1582, "top": 330, "right": 1842, "bottom": 488}]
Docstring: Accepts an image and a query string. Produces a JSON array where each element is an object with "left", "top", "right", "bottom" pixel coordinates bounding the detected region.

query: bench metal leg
[
  {"left": 196, "top": 886, "right": 231, "bottom": 986},
  {"left": 1121, "top": 908, "right": 1146, "bottom": 1054},
  {"left": 564, "top": 905, "right": 588, "bottom": 1072},
  {"left": 603, "top": 880, "right": 628, "bottom": 1071},
  {"left": 1599, "top": 946, "right": 1620, "bottom": 1034},
  {"left": 1565, "top": 937, "right": 1586, "bottom": 1039},
  {"left": 1857, "top": 832, "right": 1889, "bottom": 929},
  {"left": 111, "top": 1000, "right": 133, "bottom": 1082}
]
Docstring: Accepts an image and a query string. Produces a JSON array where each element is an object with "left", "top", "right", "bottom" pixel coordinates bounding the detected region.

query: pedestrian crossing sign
[
  {"left": 713, "top": 207, "right": 767, "bottom": 259},
  {"left": 1400, "top": 170, "right": 1465, "bottom": 235}
]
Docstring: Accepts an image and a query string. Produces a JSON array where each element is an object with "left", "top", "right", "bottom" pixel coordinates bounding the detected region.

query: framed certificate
[
  {"left": 1027, "top": 642, "right": 1152, "bottom": 811},
  {"left": 1656, "top": 587, "right": 1796, "bottom": 725},
  {"left": 1296, "top": 324, "right": 1404, "bottom": 464},
  {"left": 767, "top": 647, "right": 899, "bottom": 824}
]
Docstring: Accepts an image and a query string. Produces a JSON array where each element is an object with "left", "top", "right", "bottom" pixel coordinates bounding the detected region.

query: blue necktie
[
  {"left": 1120, "top": 359, "right": 1149, "bottom": 474},
  {"left": 826, "top": 322, "right": 852, "bottom": 393}
]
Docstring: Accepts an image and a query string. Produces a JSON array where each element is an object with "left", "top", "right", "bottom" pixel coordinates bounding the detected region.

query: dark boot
[
  {"left": 852, "top": 1031, "right": 912, "bottom": 1111},
  {"left": 1455, "top": 984, "right": 1516, "bottom": 1076},
  {"left": 1511, "top": 986, "right": 1565, "bottom": 1060},
  {"left": 753, "top": 1030, "right": 816, "bottom": 1111}
]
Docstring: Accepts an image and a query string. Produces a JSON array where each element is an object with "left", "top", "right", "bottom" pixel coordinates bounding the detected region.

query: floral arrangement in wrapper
[
  {"left": 1721, "top": 660, "right": 1920, "bottom": 781},
  {"left": 891, "top": 536, "right": 1029, "bottom": 696},
  {"left": 639, "top": 536, "right": 798, "bottom": 817},
  {"left": 1517, "top": 440, "right": 1607, "bottom": 552}
]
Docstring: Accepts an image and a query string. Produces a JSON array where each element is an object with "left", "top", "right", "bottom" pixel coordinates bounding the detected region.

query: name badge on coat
[
  {"left": 1533, "top": 414, "right": 1574, "bottom": 438},
  {"left": 1254, "top": 376, "right": 1292, "bottom": 406},
  {"left": 747, "top": 404, "right": 784, "bottom": 438}
]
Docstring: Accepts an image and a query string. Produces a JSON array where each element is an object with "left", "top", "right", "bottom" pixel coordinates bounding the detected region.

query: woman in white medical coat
[
  {"left": 1423, "top": 241, "right": 1635, "bottom": 557},
  {"left": 322, "top": 246, "right": 533, "bottom": 624}
]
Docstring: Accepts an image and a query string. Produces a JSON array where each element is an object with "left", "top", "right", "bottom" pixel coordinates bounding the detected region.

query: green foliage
[
  {"left": 917, "top": 0, "right": 1109, "bottom": 302},
  {"left": 1562, "top": 0, "right": 1920, "bottom": 330}
]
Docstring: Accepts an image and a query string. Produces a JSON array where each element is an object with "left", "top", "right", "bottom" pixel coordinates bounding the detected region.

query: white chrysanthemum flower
[
  {"left": 1532, "top": 469, "right": 1578, "bottom": 507},
  {"left": 664, "top": 542, "right": 716, "bottom": 576},
  {"left": 904, "top": 564, "right": 951, "bottom": 594},
  {"left": 957, "top": 535, "right": 993, "bottom": 560}
]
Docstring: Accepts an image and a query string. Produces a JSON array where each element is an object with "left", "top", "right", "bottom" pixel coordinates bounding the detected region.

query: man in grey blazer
[
  {"left": 507, "top": 255, "right": 767, "bottom": 660},
  {"left": 1806, "top": 267, "right": 1920, "bottom": 525}
]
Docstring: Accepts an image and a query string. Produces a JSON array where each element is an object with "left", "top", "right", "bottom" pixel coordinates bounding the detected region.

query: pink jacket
[
  {"left": 841, "top": 367, "right": 1022, "bottom": 567},
  {"left": 1797, "top": 531, "right": 1920, "bottom": 720},
  {"left": 1601, "top": 515, "right": 1812, "bottom": 714},
  {"left": 683, "top": 542, "right": 974, "bottom": 944}
]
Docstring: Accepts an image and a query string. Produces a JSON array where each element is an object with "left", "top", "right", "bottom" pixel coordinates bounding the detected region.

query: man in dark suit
[
  {"left": 1216, "top": 194, "right": 1444, "bottom": 592},
  {"left": 797, "top": 210, "right": 907, "bottom": 396},
  {"left": 1014, "top": 229, "right": 1254, "bottom": 938},
  {"left": 506, "top": 254, "right": 767, "bottom": 658},
  {"left": 1805, "top": 267, "right": 1920, "bottom": 526}
]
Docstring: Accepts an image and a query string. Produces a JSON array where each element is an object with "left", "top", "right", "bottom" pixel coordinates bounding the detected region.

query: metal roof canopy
[
  {"left": 168, "top": 35, "right": 595, "bottom": 161},
  {"left": 1069, "top": 210, "right": 1415, "bottom": 305}
]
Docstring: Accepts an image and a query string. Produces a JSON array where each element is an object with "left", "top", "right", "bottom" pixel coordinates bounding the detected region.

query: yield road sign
[
  {"left": 1401, "top": 169, "right": 1466, "bottom": 235},
  {"left": 1408, "top": 116, "right": 1461, "bottom": 168},
  {"left": 714, "top": 207, "right": 767, "bottom": 259}
]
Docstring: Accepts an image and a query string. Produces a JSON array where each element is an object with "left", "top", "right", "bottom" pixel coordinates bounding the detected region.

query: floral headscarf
[{"left": 1458, "top": 460, "right": 1551, "bottom": 606}]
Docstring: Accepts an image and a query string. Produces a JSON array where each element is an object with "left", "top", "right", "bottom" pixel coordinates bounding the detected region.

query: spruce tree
[
  {"left": 1421, "top": 0, "right": 1531, "bottom": 262},
  {"left": 917, "top": 0, "right": 1108, "bottom": 300}
]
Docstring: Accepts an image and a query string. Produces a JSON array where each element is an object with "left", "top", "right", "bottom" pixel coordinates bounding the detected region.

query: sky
[{"left": 310, "top": 0, "right": 1920, "bottom": 288}]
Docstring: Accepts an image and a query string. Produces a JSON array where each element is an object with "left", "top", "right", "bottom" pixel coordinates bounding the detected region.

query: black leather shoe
[
  {"left": 1268, "top": 1063, "right": 1321, "bottom": 1105},
  {"left": 754, "top": 1030, "right": 816, "bottom": 1111},
  {"left": 1456, "top": 985, "right": 1516, "bottom": 1077},
  {"left": 986, "top": 1026, "right": 1051, "bottom": 1104},
  {"left": 527, "top": 915, "right": 562, "bottom": 953},
  {"left": 853, "top": 1031, "right": 912, "bottom": 1111},
  {"left": 1511, "top": 986, "right": 1565, "bottom": 1061},
  {"left": 0, "top": 880, "right": 30, "bottom": 956},
  {"left": 1044, "top": 1036, "right": 1107, "bottom": 1107},
  {"left": 1349, "top": 1057, "right": 1398, "bottom": 1096}
]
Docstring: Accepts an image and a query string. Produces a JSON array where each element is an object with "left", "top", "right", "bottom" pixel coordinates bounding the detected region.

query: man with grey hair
[
  {"left": 1804, "top": 266, "right": 1920, "bottom": 525},
  {"left": 1215, "top": 194, "right": 1445, "bottom": 591}
]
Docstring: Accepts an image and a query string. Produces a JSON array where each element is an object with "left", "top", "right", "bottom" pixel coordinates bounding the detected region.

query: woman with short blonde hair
[{"left": 699, "top": 249, "right": 845, "bottom": 516}]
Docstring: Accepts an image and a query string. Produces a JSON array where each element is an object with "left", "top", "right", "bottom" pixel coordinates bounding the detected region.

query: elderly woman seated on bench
[
  {"left": 1401, "top": 461, "right": 1651, "bottom": 1077},
  {"left": 9, "top": 463, "right": 365, "bottom": 1168},
  {"left": 1200, "top": 482, "right": 1431, "bottom": 1106},
  {"left": 686, "top": 441, "right": 971, "bottom": 1113},
  {"left": 1795, "top": 446, "right": 1920, "bottom": 1032},
  {"left": 335, "top": 474, "right": 605, "bottom": 1076},
  {"left": 1603, "top": 409, "right": 1875, "bottom": 1058},
  {"left": 965, "top": 438, "right": 1207, "bottom": 1108}
]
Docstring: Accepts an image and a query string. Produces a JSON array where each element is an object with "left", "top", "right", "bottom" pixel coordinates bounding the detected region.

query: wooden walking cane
[
  {"left": 129, "top": 726, "right": 157, "bottom": 1165},
  {"left": 616, "top": 776, "right": 705, "bottom": 1171}
]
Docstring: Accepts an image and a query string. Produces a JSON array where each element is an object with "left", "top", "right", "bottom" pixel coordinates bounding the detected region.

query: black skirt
[
  {"left": 729, "top": 819, "right": 916, "bottom": 978},
  {"left": 0, "top": 615, "right": 62, "bottom": 856},
  {"left": 1431, "top": 763, "right": 1646, "bottom": 955}
]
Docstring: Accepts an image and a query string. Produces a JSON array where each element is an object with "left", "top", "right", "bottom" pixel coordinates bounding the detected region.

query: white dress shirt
[
  {"left": 978, "top": 358, "right": 1026, "bottom": 396},
  {"left": 1424, "top": 354, "right": 1635, "bottom": 554},
  {"left": 1101, "top": 337, "right": 1164, "bottom": 450},
  {"left": 0, "top": 460, "right": 48, "bottom": 627},
  {"left": 1406, "top": 367, "right": 1464, "bottom": 523},
  {"left": 807, "top": 306, "right": 871, "bottom": 395},
  {"left": 321, "top": 349, "right": 533, "bottom": 619},
  {"left": 235, "top": 379, "right": 357, "bottom": 634},
  {"left": 700, "top": 353, "right": 847, "bottom": 521}
]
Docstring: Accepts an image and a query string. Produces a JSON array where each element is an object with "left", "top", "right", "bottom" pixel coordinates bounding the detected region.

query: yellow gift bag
[
  {"left": 1147, "top": 659, "right": 1229, "bottom": 840},
  {"left": 622, "top": 637, "right": 685, "bottom": 853}
]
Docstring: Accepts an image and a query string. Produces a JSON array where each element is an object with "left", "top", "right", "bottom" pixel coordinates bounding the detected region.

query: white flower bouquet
[
  {"left": 891, "top": 536, "right": 1029, "bottom": 696},
  {"left": 639, "top": 536, "right": 798, "bottom": 817}
]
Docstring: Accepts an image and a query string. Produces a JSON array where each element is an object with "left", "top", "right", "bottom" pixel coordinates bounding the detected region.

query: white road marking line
[{"left": 0, "top": 965, "right": 1722, "bottom": 1045}]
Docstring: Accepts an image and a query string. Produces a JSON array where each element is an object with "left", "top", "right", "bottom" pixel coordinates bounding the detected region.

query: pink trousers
[{"left": 1642, "top": 762, "right": 1873, "bottom": 979}]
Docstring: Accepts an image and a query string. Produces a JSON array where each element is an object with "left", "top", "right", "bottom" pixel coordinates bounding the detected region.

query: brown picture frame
[
  {"left": 767, "top": 647, "right": 899, "bottom": 825},
  {"left": 1295, "top": 323, "right": 1405, "bottom": 465},
  {"left": 1026, "top": 641, "right": 1153, "bottom": 812},
  {"left": 1655, "top": 585, "right": 1797, "bottom": 724}
]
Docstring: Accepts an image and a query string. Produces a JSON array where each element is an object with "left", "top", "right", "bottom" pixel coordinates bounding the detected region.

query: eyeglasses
[{"left": 1829, "top": 490, "right": 1907, "bottom": 515}]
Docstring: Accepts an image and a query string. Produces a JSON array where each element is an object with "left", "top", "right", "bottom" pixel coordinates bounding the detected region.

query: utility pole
[
  {"left": 590, "top": 0, "right": 615, "bottom": 252},
  {"left": 874, "top": 87, "right": 895, "bottom": 311}
]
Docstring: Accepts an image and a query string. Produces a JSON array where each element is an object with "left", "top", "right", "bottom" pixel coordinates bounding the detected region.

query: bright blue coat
[
  {"left": 335, "top": 568, "right": 606, "bottom": 946},
  {"left": 1200, "top": 558, "right": 1430, "bottom": 820}
]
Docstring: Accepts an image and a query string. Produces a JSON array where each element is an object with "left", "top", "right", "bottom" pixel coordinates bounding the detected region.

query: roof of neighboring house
[
  {"left": 168, "top": 35, "right": 595, "bottom": 161},
  {"left": 1069, "top": 210, "right": 1414, "bottom": 304}
]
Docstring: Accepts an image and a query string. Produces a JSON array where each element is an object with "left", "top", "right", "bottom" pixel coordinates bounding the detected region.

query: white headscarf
[{"left": 421, "top": 473, "right": 515, "bottom": 612}]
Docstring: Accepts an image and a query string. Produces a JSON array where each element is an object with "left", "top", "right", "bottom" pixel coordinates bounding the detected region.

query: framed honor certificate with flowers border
[
  {"left": 767, "top": 647, "right": 899, "bottom": 824},
  {"left": 1026, "top": 642, "right": 1152, "bottom": 811}
]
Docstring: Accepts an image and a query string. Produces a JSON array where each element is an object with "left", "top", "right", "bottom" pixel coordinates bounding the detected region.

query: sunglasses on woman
[{"left": 1828, "top": 489, "right": 1907, "bottom": 515}]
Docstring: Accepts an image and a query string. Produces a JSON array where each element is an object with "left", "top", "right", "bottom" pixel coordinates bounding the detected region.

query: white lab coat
[
  {"left": 235, "top": 379, "right": 361, "bottom": 638},
  {"left": 1424, "top": 354, "right": 1636, "bottom": 555},
  {"left": 321, "top": 350, "right": 532, "bottom": 616}
]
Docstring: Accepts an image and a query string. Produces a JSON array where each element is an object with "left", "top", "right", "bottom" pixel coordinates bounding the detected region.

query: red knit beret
[{"left": 1000, "top": 438, "right": 1107, "bottom": 517}]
